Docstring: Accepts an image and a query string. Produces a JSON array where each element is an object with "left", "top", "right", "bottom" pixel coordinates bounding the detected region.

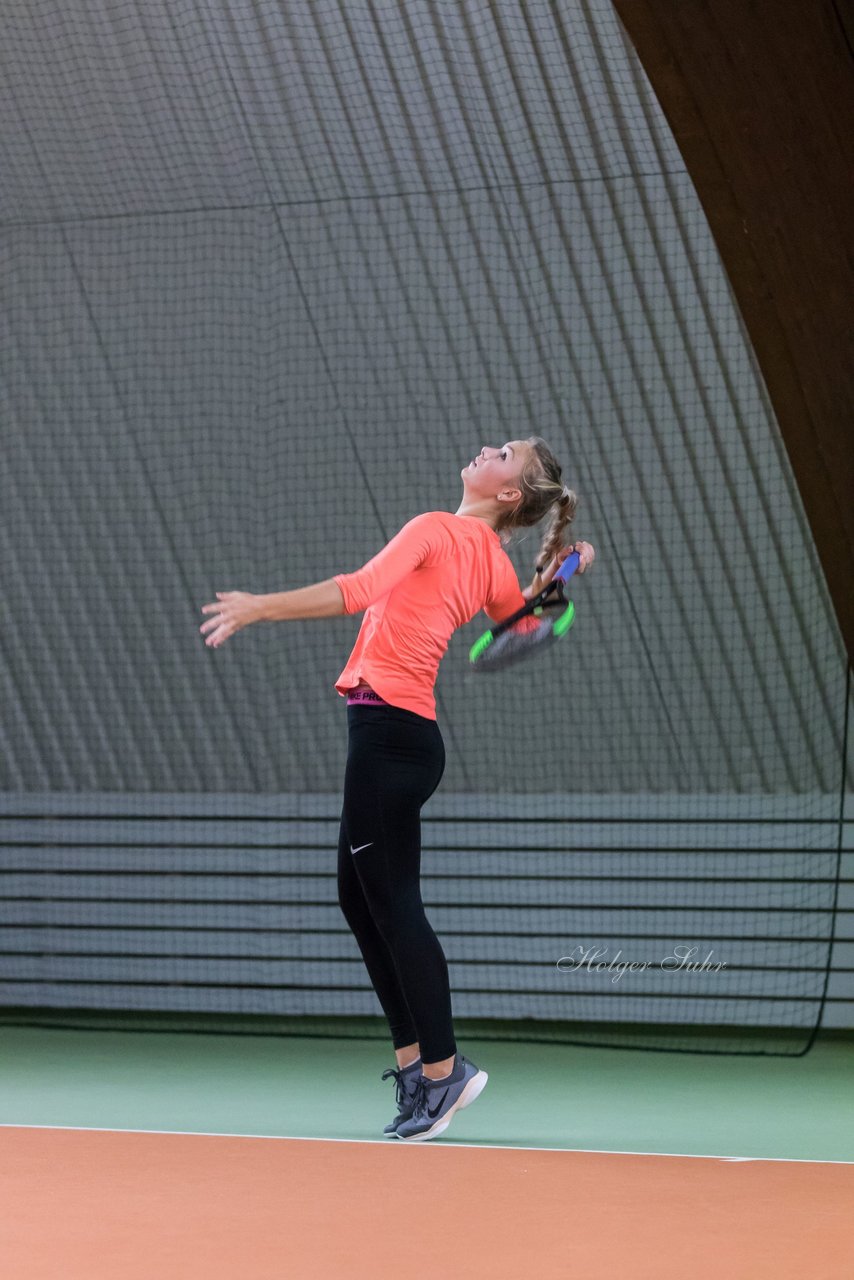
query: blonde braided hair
[{"left": 492, "top": 436, "right": 579, "bottom": 580}]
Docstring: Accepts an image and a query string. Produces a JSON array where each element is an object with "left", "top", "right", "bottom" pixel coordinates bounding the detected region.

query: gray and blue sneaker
[
  {"left": 381, "top": 1058, "right": 423, "bottom": 1135},
  {"left": 395, "top": 1053, "right": 488, "bottom": 1142}
]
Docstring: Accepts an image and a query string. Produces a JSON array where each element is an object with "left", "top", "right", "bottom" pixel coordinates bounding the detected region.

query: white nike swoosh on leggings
[{"left": 350, "top": 842, "right": 374, "bottom": 855}]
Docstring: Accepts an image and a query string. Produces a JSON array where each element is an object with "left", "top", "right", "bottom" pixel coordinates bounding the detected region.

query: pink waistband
[{"left": 346, "top": 685, "right": 389, "bottom": 706}]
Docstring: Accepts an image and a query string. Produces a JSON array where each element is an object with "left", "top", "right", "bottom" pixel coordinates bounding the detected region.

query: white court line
[{"left": 2, "top": 1124, "right": 853, "bottom": 1165}]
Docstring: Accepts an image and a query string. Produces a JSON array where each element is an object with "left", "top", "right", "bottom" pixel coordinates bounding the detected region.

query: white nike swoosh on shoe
[{"left": 350, "top": 842, "right": 374, "bottom": 855}]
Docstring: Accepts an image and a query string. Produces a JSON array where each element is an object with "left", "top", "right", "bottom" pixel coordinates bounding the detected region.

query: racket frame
[{"left": 469, "top": 550, "right": 581, "bottom": 663}]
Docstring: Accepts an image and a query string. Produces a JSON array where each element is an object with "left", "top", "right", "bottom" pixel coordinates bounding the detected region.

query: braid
[
  {"left": 492, "top": 437, "right": 580, "bottom": 578},
  {"left": 535, "top": 486, "right": 578, "bottom": 574}
]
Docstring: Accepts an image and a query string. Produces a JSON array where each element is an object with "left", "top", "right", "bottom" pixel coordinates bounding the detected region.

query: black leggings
[{"left": 337, "top": 702, "right": 455, "bottom": 1063}]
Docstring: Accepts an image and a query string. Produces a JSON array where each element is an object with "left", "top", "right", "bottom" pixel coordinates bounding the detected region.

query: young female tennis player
[{"left": 200, "top": 436, "right": 594, "bottom": 1142}]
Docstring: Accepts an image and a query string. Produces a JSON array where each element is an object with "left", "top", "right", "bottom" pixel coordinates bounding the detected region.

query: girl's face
[{"left": 461, "top": 440, "right": 528, "bottom": 500}]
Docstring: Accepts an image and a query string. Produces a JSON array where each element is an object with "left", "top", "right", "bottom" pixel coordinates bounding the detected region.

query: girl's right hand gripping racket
[{"left": 469, "top": 550, "right": 581, "bottom": 673}]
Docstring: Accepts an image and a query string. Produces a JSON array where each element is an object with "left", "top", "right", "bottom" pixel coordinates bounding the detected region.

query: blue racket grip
[{"left": 554, "top": 550, "right": 581, "bottom": 584}]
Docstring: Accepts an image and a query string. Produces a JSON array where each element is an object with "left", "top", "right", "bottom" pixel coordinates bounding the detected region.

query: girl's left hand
[{"left": 199, "top": 592, "right": 263, "bottom": 648}]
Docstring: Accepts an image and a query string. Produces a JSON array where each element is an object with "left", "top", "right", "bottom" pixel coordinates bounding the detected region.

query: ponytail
[
  {"left": 534, "top": 486, "right": 578, "bottom": 574},
  {"left": 492, "top": 437, "right": 580, "bottom": 576}
]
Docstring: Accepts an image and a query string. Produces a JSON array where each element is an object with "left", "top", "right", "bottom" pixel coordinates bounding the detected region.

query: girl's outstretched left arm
[{"left": 200, "top": 579, "right": 345, "bottom": 648}]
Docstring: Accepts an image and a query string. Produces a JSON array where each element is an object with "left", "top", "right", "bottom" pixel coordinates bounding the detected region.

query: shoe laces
[
  {"left": 381, "top": 1066, "right": 407, "bottom": 1109},
  {"left": 408, "top": 1075, "right": 430, "bottom": 1120}
]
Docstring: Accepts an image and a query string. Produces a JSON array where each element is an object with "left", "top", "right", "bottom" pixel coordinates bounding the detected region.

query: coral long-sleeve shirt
[{"left": 333, "top": 510, "right": 538, "bottom": 720}]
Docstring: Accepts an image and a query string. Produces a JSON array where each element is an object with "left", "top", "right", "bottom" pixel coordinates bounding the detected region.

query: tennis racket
[{"left": 469, "top": 550, "right": 581, "bottom": 672}]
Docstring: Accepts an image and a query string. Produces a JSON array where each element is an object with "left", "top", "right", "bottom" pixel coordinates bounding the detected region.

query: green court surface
[{"left": 2, "top": 1026, "right": 853, "bottom": 1163}]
